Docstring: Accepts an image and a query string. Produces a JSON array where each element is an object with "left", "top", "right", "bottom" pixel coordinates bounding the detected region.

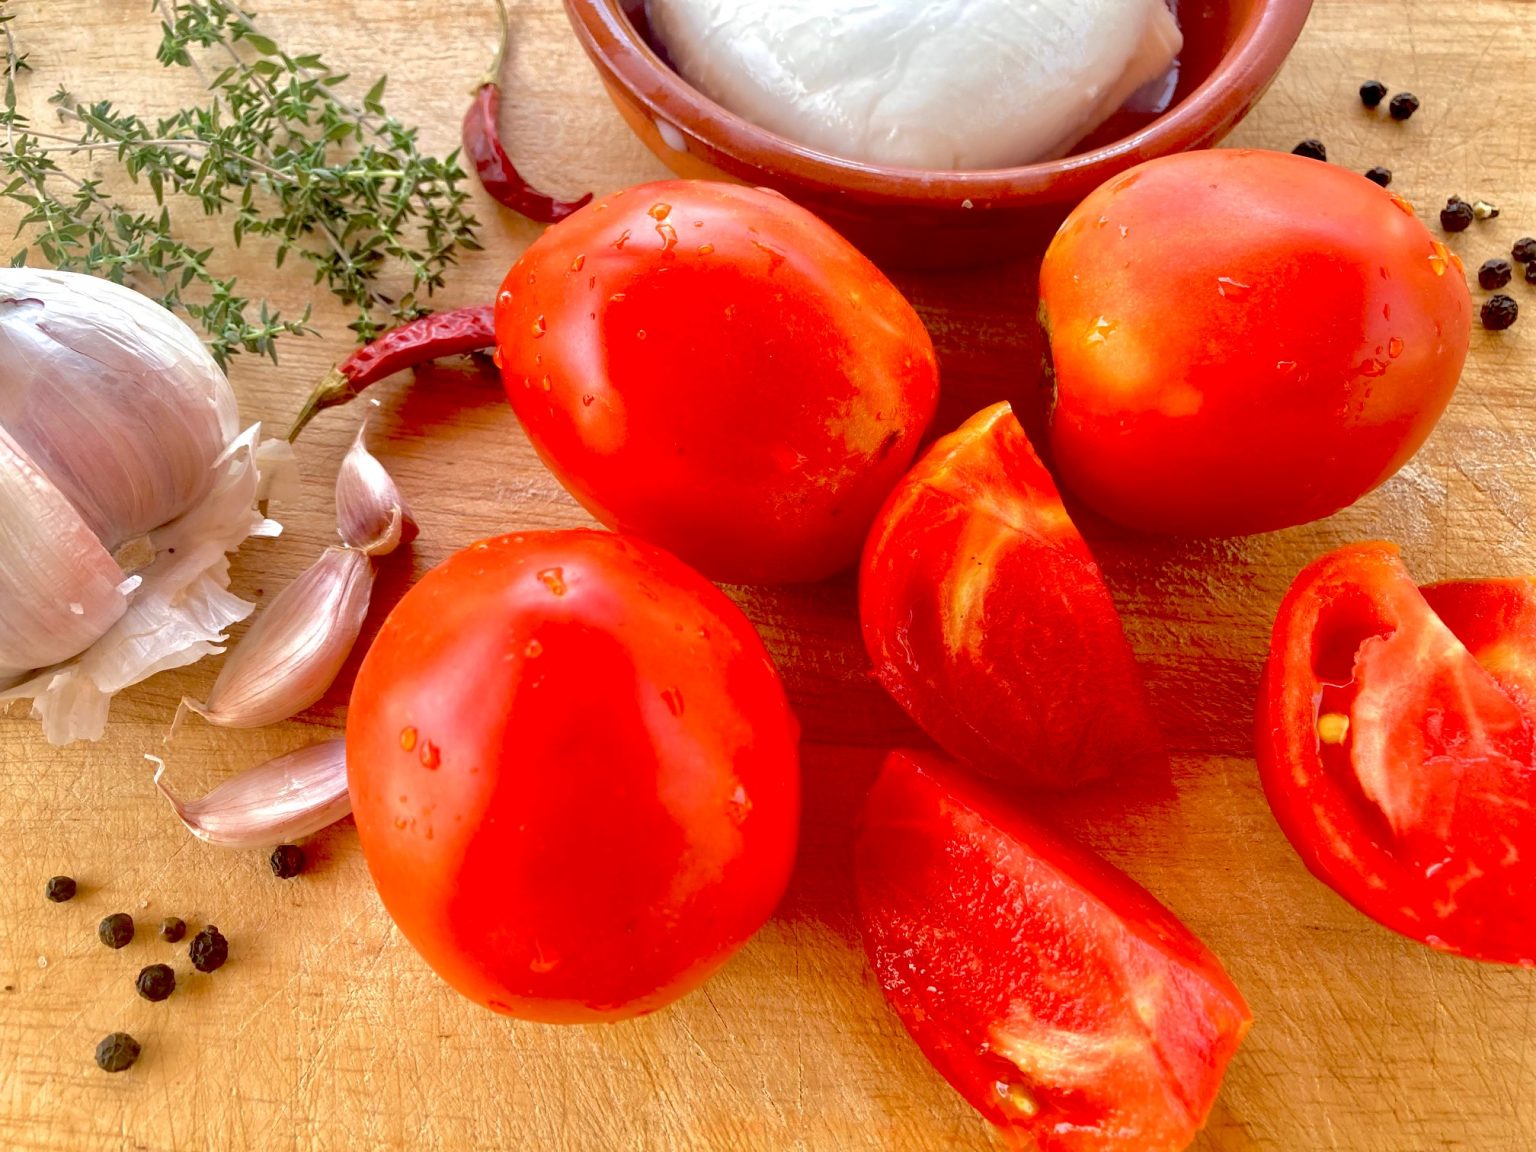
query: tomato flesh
[
  {"left": 347, "top": 530, "right": 801, "bottom": 1021},
  {"left": 856, "top": 750, "right": 1250, "bottom": 1150},
  {"left": 495, "top": 180, "right": 940, "bottom": 584},
  {"left": 1041, "top": 150, "right": 1471, "bottom": 536},
  {"left": 1256, "top": 543, "right": 1536, "bottom": 964},
  {"left": 860, "top": 402, "right": 1162, "bottom": 789}
]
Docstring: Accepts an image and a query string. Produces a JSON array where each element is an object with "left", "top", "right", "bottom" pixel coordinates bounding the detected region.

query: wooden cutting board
[{"left": 3, "top": 2, "right": 1534, "bottom": 1149}]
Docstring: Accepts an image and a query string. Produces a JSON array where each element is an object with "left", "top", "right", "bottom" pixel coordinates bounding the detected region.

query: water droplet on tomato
[
  {"left": 525, "top": 638, "right": 543, "bottom": 658},
  {"left": 1388, "top": 192, "right": 1415, "bottom": 217},
  {"left": 420, "top": 741, "right": 440, "bottom": 770},
  {"left": 648, "top": 202, "right": 672, "bottom": 221},
  {"left": 1085, "top": 316, "right": 1115, "bottom": 345},
  {"left": 656, "top": 222, "right": 678, "bottom": 252},
  {"left": 491, "top": 350, "right": 503, "bottom": 369},
  {"left": 582, "top": 394, "right": 595, "bottom": 406},
  {"left": 613, "top": 229, "right": 632, "bottom": 250},
  {"left": 1388, "top": 336, "right": 1404, "bottom": 359},
  {"left": 1095, "top": 214, "right": 1109, "bottom": 228},
  {"left": 531, "top": 315, "right": 546, "bottom": 338},
  {"left": 697, "top": 243, "right": 715, "bottom": 256},
  {"left": 399, "top": 726, "right": 417, "bottom": 752},
  {"left": 636, "top": 329, "right": 647, "bottom": 341},
  {"left": 394, "top": 816, "right": 407, "bottom": 830},
  {"left": 1357, "top": 357, "right": 1387, "bottom": 378},
  {"left": 1216, "top": 276, "right": 1251, "bottom": 299},
  {"left": 537, "top": 567, "right": 566, "bottom": 596},
  {"left": 497, "top": 290, "right": 512, "bottom": 306},
  {"left": 662, "top": 688, "right": 684, "bottom": 716},
  {"left": 570, "top": 254, "right": 585, "bottom": 272},
  {"left": 1428, "top": 240, "right": 1450, "bottom": 277},
  {"left": 540, "top": 375, "right": 552, "bottom": 392},
  {"left": 609, "top": 292, "right": 626, "bottom": 304},
  {"left": 529, "top": 944, "right": 561, "bottom": 973},
  {"left": 726, "top": 784, "right": 752, "bottom": 824},
  {"left": 1383, "top": 303, "right": 1392, "bottom": 320}
]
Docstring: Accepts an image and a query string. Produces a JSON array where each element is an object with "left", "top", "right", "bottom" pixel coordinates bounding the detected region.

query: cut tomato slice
[
  {"left": 856, "top": 750, "right": 1250, "bottom": 1151},
  {"left": 860, "top": 402, "right": 1163, "bottom": 790},
  {"left": 1256, "top": 542, "right": 1536, "bottom": 965}
]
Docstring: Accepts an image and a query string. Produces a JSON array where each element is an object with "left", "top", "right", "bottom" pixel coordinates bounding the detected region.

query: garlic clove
[
  {"left": 0, "top": 427, "right": 128, "bottom": 681},
  {"left": 149, "top": 740, "right": 351, "bottom": 849},
  {"left": 0, "top": 269, "right": 239, "bottom": 551},
  {"left": 335, "top": 421, "right": 417, "bottom": 556},
  {"left": 177, "top": 545, "right": 374, "bottom": 730}
]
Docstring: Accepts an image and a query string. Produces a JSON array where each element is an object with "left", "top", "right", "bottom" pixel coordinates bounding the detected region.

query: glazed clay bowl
[{"left": 564, "top": 0, "right": 1314, "bottom": 268}]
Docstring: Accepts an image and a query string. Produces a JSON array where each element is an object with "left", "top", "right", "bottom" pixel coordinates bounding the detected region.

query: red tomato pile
[{"left": 347, "top": 153, "right": 1524, "bottom": 1149}]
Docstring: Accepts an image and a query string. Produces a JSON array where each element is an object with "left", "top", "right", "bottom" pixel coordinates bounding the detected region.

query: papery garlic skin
[
  {"left": 335, "top": 422, "right": 418, "bottom": 556},
  {"left": 0, "top": 269, "right": 284, "bottom": 745},
  {"left": 0, "top": 426, "right": 280, "bottom": 744},
  {"left": 150, "top": 740, "right": 351, "bottom": 849},
  {"left": 0, "top": 269, "right": 238, "bottom": 550},
  {"left": 0, "top": 427, "right": 131, "bottom": 681},
  {"left": 179, "top": 546, "right": 373, "bottom": 730}
]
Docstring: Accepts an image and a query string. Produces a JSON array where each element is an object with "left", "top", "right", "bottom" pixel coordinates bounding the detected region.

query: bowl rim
[{"left": 565, "top": 0, "right": 1316, "bottom": 205}]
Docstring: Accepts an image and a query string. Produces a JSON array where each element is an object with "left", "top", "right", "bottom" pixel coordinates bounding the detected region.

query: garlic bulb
[{"left": 0, "top": 269, "right": 283, "bottom": 744}]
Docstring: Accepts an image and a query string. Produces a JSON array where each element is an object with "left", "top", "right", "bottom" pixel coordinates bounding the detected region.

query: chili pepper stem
[
  {"left": 474, "top": 0, "right": 511, "bottom": 92},
  {"left": 286, "top": 366, "right": 357, "bottom": 442}
]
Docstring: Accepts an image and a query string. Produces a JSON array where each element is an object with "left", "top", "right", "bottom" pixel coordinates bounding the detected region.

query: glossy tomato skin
[
  {"left": 347, "top": 530, "right": 801, "bottom": 1022},
  {"left": 1041, "top": 150, "right": 1471, "bottom": 536},
  {"left": 1256, "top": 543, "right": 1536, "bottom": 965},
  {"left": 860, "top": 402, "right": 1162, "bottom": 789},
  {"left": 495, "top": 180, "right": 940, "bottom": 585},
  {"left": 857, "top": 750, "right": 1251, "bottom": 1150}
]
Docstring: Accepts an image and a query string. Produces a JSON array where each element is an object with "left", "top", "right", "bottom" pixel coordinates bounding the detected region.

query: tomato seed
[{"left": 1317, "top": 713, "right": 1350, "bottom": 744}]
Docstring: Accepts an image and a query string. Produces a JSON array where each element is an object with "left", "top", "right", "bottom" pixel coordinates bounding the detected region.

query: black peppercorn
[
  {"left": 1513, "top": 237, "right": 1536, "bottom": 264},
  {"left": 1440, "top": 197, "right": 1474, "bottom": 233},
  {"left": 1389, "top": 92, "right": 1420, "bottom": 120},
  {"left": 269, "top": 844, "right": 305, "bottom": 880},
  {"left": 98, "top": 912, "right": 134, "bottom": 949},
  {"left": 1479, "top": 258, "right": 1513, "bottom": 290},
  {"left": 1363, "top": 166, "right": 1392, "bottom": 187},
  {"left": 135, "top": 963, "right": 176, "bottom": 1003},
  {"left": 189, "top": 925, "right": 229, "bottom": 972},
  {"left": 1482, "top": 294, "right": 1519, "bottom": 331},
  {"left": 1526, "top": 261, "right": 1536, "bottom": 285},
  {"left": 1292, "top": 138, "right": 1327, "bottom": 162},
  {"left": 94, "top": 1032, "right": 141, "bottom": 1073},
  {"left": 159, "top": 916, "right": 187, "bottom": 943},
  {"left": 45, "top": 875, "right": 76, "bottom": 903},
  {"left": 1359, "top": 79, "right": 1388, "bottom": 108}
]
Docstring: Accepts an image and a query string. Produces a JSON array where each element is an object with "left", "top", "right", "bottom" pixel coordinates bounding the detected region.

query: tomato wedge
[
  {"left": 1256, "top": 542, "right": 1536, "bottom": 965},
  {"left": 856, "top": 750, "right": 1251, "bottom": 1150},
  {"left": 859, "top": 402, "right": 1162, "bottom": 790}
]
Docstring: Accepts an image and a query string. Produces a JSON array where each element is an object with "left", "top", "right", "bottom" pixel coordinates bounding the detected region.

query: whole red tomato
[
  {"left": 1040, "top": 150, "right": 1471, "bottom": 536},
  {"left": 494, "top": 180, "right": 939, "bottom": 584},
  {"left": 857, "top": 750, "right": 1251, "bottom": 1148},
  {"left": 860, "top": 402, "right": 1162, "bottom": 790},
  {"left": 1257, "top": 542, "right": 1536, "bottom": 965},
  {"left": 346, "top": 530, "right": 801, "bottom": 1022}
]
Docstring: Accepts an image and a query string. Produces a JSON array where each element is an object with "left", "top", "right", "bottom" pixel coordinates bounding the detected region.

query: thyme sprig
[{"left": 0, "top": 1, "right": 480, "bottom": 365}]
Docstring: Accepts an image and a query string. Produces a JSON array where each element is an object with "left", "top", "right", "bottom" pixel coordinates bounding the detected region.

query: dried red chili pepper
[
  {"left": 286, "top": 306, "right": 496, "bottom": 440},
  {"left": 463, "top": 0, "right": 592, "bottom": 224}
]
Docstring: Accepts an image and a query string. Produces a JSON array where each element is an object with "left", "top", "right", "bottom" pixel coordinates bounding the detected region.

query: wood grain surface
[{"left": 3, "top": 1, "right": 1535, "bottom": 1149}]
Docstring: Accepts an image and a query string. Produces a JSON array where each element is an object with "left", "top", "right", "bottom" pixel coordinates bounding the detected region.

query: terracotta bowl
[{"left": 563, "top": 0, "right": 1314, "bottom": 267}]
